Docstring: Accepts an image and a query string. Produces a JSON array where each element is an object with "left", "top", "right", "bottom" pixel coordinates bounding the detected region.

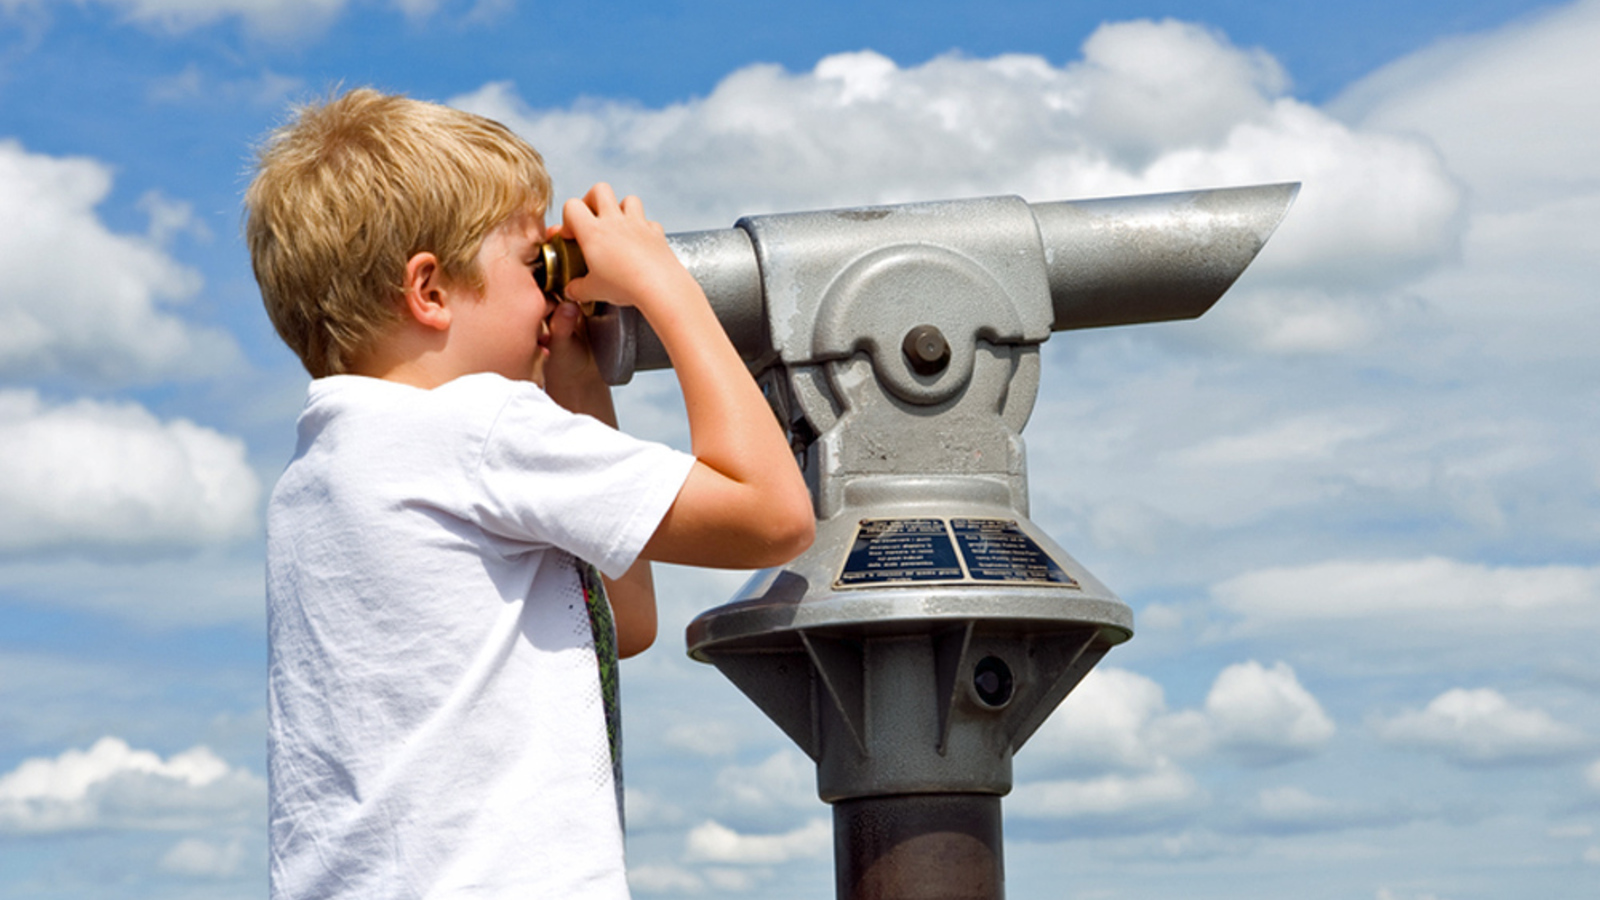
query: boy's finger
[
  {"left": 547, "top": 300, "right": 585, "bottom": 342},
  {"left": 562, "top": 196, "right": 595, "bottom": 229},
  {"left": 584, "top": 182, "right": 618, "bottom": 212}
]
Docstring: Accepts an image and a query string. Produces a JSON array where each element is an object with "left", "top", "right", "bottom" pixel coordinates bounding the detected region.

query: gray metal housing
[{"left": 591, "top": 183, "right": 1299, "bottom": 900}]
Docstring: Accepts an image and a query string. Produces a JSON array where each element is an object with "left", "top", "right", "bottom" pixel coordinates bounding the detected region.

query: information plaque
[
  {"left": 835, "top": 518, "right": 962, "bottom": 586},
  {"left": 835, "top": 517, "right": 1079, "bottom": 588}
]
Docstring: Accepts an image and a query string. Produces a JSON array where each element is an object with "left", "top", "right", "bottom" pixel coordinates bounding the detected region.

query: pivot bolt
[{"left": 902, "top": 324, "right": 951, "bottom": 376}]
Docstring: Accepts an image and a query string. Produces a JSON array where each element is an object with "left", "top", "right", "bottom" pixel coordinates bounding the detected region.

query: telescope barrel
[
  {"left": 587, "top": 228, "right": 767, "bottom": 380},
  {"left": 1035, "top": 182, "right": 1299, "bottom": 331},
  {"left": 586, "top": 184, "right": 1298, "bottom": 384}
]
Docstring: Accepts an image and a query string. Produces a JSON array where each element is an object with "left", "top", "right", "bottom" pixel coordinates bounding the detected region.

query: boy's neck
[{"left": 348, "top": 322, "right": 462, "bottom": 389}]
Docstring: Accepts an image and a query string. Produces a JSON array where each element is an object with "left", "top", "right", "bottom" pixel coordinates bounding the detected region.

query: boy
[{"left": 245, "top": 88, "right": 813, "bottom": 899}]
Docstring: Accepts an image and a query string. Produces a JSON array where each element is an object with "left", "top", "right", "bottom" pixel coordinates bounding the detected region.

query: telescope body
[{"left": 592, "top": 184, "right": 1298, "bottom": 900}]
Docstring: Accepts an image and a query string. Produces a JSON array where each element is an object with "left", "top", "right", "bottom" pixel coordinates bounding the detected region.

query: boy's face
[{"left": 449, "top": 211, "right": 556, "bottom": 385}]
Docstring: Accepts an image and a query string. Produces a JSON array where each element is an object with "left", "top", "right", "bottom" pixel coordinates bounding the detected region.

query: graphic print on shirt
[{"left": 579, "top": 560, "right": 623, "bottom": 821}]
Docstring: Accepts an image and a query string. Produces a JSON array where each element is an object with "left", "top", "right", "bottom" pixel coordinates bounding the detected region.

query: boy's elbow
[
  {"left": 617, "top": 626, "right": 657, "bottom": 659},
  {"left": 758, "top": 493, "right": 815, "bottom": 567}
]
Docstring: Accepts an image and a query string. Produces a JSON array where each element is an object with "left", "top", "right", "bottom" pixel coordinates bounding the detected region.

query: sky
[{"left": 0, "top": 0, "right": 1597, "bottom": 898}]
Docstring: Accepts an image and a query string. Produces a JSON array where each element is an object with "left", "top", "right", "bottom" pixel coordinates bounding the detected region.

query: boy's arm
[
  {"left": 561, "top": 184, "right": 815, "bottom": 570},
  {"left": 604, "top": 560, "right": 657, "bottom": 658},
  {"left": 541, "top": 301, "right": 656, "bottom": 657}
]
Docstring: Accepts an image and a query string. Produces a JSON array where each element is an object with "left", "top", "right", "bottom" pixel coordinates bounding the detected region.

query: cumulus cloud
[
  {"left": 1374, "top": 688, "right": 1588, "bottom": 765},
  {"left": 0, "top": 736, "right": 264, "bottom": 833},
  {"left": 684, "top": 817, "right": 831, "bottom": 865},
  {"left": 1026, "top": 666, "right": 1176, "bottom": 773},
  {"left": 0, "top": 390, "right": 260, "bottom": 553},
  {"left": 455, "top": 20, "right": 1461, "bottom": 301},
  {"left": 1029, "top": 661, "right": 1332, "bottom": 775},
  {"left": 1012, "top": 660, "right": 1331, "bottom": 829},
  {"left": 0, "top": 140, "right": 237, "bottom": 382},
  {"left": 1199, "top": 660, "right": 1335, "bottom": 765}
]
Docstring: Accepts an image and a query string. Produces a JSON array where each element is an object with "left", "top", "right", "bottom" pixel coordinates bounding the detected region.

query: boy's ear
[{"left": 402, "top": 252, "right": 451, "bottom": 331}]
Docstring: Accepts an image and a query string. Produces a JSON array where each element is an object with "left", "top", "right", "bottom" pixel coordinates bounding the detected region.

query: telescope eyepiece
[{"left": 533, "top": 235, "right": 587, "bottom": 298}]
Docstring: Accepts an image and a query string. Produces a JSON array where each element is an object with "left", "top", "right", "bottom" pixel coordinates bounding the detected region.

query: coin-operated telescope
[{"left": 586, "top": 184, "right": 1298, "bottom": 900}]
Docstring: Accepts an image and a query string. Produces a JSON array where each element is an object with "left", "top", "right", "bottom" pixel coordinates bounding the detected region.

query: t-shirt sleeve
[{"left": 472, "top": 385, "right": 697, "bottom": 579}]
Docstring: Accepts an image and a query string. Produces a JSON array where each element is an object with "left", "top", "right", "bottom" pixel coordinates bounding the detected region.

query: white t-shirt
[{"left": 266, "top": 373, "right": 695, "bottom": 900}]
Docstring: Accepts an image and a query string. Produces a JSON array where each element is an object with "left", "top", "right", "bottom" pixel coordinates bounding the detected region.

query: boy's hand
[
  {"left": 541, "top": 296, "right": 617, "bottom": 426},
  {"left": 557, "top": 183, "right": 697, "bottom": 315}
]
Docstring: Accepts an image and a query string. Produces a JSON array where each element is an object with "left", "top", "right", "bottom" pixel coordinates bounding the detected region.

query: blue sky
[{"left": 1, "top": 1, "right": 1598, "bottom": 898}]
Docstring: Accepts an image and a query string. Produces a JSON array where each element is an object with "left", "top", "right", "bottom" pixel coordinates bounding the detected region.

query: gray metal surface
[
  {"left": 590, "top": 184, "right": 1298, "bottom": 385},
  {"left": 641, "top": 184, "right": 1297, "bottom": 900},
  {"left": 1036, "top": 182, "right": 1299, "bottom": 330}
]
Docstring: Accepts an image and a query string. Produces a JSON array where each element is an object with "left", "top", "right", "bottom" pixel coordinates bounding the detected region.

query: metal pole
[{"left": 835, "top": 794, "right": 1004, "bottom": 900}]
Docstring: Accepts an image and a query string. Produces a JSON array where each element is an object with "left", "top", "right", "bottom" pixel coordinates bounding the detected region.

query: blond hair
[{"left": 245, "top": 88, "right": 552, "bottom": 377}]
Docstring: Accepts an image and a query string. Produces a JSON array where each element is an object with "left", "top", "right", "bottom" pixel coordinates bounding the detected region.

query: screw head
[{"left": 902, "top": 324, "right": 951, "bottom": 375}]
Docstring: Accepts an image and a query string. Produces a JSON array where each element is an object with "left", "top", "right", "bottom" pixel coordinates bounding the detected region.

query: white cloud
[
  {"left": 1213, "top": 557, "right": 1600, "bottom": 635},
  {"left": 1175, "top": 413, "right": 1385, "bottom": 468},
  {"left": 0, "top": 140, "right": 237, "bottom": 381},
  {"left": 661, "top": 718, "right": 744, "bottom": 757},
  {"left": 1017, "top": 668, "right": 1201, "bottom": 826},
  {"left": 684, "top": 817, "right": 831, "bottom": 865},
  {"left": 454, "top": 20, "right": 1461, "bottom": 300},
  {"left": 19, "top": 0, "right": 506, "bottom": 38},
  {"left": 711, "top": 750, "right": 816, "bottom": 814},
  {"left": 1202, "top": 660, "right": 1335, "bottom": 765},
  {"left": 1328, "top": 0, "right": 1600, "bottom": 366},
  {"left": 147, "top": 64, "right": 303, "bottom": 107},
  {"left": 1028, "top": 661, "right": 1331, "bottom": 777},
  {"left": 702, "top": 867, "right": 768, "bottom": 893},
  {"left": 91, "top": 0, "right": 347, "bottom": 37},
  {"left": 1012, "top": 660, "right": 1332, "bottom": 828},
  {"left": 1374, "top": 688, "right": 1587, "bottom": 765},
  {"left": 1010, "top": 761, "right": 1200, "bottom": 821},
  {"left": 0, "top": 736, "right": 264, "bottom": 833},
  {"left": 159, "top": 836, "right": 247, "bottom": 878},
  {"left": 1244, "top": 785, "right": 1407, "bottom": 834},
  {"left": 627, "top": 863, "right": 705, "bottom": 894},
  {"left": 0, "top": 390, "right": 260, "bottom": 553},
  {"left": 1332, "top": 0, "right": 1600, "bottom": 211},
  {"left": 0, "top": 549, "right": 267, "bottom": 626},
  {"left": 1028, "top": 666, "right": 1175, "bottom": 772},
  {"left": 1587, "top": 759, "right": 1600, "bottom": 792},
  {"left": 624, "top": 786, "right": 685, "bottom": 830}
]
